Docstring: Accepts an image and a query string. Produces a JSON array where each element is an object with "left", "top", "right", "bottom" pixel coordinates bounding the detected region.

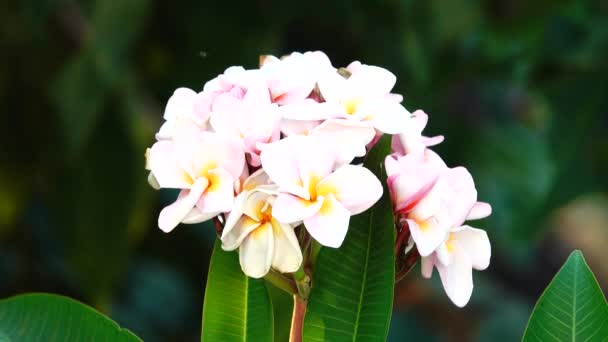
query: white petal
[
  {"left": 163, "top": 88, "right": 196, "bottom": 120},
  {"left": 348, "top": 65, "right": 396, "bottom": 97},
  {"left": 310, "top": 119, "right": 376, "bottom": 165},
  {"left": 359, "top": 100, "right": 411, "bottom": 134},
  {"left": 195, "top": 168, "right": 235, "bottom": 214},
  {"left": 420, "top": 255, "right": 435, "bottom": 278},
  {"left": 260, "top": 135, "right": 309, "bottom": 198},
  {"left": 148, "top": 141, "right": 192, "bottom": 189},
  {"left": 303, "top": 194, "right": 351, "bottom": 248},
  {"left": 318, "top": 72, "right": 348, "bottom": 103},
  {"left": 147, "top": 172, "right": 160, "bottom": 190},
  {"left": 221, "top": 191, "right": 249, "bottom": 240},
  {"left": 221, "top": 216, "right": 262, "bottom": 251},
  {"left": 270, "top": 219, "right": 303, "bottom": 273},
  {"left": 239, "top": 223, "right": 274, "bottom": 278},
  {"left": 407, "top": 218, "right": 449, "bottom": 257},
  {"left": 466, "top": 202, "right": 492, "bottom": 221},
  {"left": 181, "top": 207, "right": 217, "bottom": 224},
  {"left": 272, "top": 193, "right": 323, "bottom": 224},
  {"left": 242, "top": 169, "right": 272, "bottom": 191},
  {"left": 436, "top": 243, "right": 474, "bottom": 307},
  {"left": 452, "top": 225, "right": 491, "bottom": 270},
  {"left": 316, "top": 165, "right": 382, "bottom": 215},
  {"left": 158, "top": 178, "right": 208, "bottom": 232},
  {"left": 443, "top": 167, "right": 477, "bottom": 226},
  {"left": 242, "top": 191, "right": 271, "bottom": 222},
  {"left": 177, "top": 132, "right": 245, "bottom": 180}
]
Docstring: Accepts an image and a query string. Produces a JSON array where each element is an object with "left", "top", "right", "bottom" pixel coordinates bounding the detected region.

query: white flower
[{"left": 221, "top": 170, "right": 302, "bottom": 278}]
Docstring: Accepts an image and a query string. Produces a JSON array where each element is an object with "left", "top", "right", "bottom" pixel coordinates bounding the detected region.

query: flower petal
[
  {"left": 272, "top": 193, "right": 323, "bottom": 224},
  {"left": 239, "top": 222, "right": 274, "bottom": 278},
  {"left": 221, "top": 191, "right": 249, "bottom": 239},
  {"left": 241, "top": 190, "right": 271, "bottom": 222},
  {"left": 435, "top": 243, "right": 474, "bottom": 307},
  {"left": 407, "top": 217, "right": 449, "bottom": 257},
  {"left": 466, "top": 202, "right": 492, "bottom": 221},
  {"left": 221, "top": 216, "right": 262, "bottom": 251},
  {"left": 158, "top": 178, "right": 209, "bottom": 233},
  {"left": 181, "top": 207, "right": 217, "bottom": 224},
  {"left": 358, "top": 100, "right": 411, "bottom": 134},
  {"left": 421, "top": 255, "right": 435, "bottom": 278},
  {"left": 242, "top": 169, "right": 273, "bottom": 192},
  {"left": 148, "top": 141, "right": 192, "bottom": 189},
  {"left": 260, "top": 135, "right": 309, "bottom": 198},
  {"left": 196, "top": 168, "right": 235, "bottom": 214},
  {"left": 348, "top": 64, "right": 396, "bottom": 97},
  {"left": 270, "top": 219, "right": 303, "bottom": 273},
  {"left": 177, "top": 132, "right": 245, "bottom": 180},
  {"left": 303, "top": 194, "right": 351, "bottom": 248},
  {"left": 316, "top": 164, "right": 382, "bottom": 215},
  {"left": 452, "top": 225, "right": 491, "bottom": 270},
  {"left": 443, "top": 167, "right": 477, "bottom": 226},
  {"left": 311, "top": 119, "right": 376, "bottom": 165},
  {"left": 163, "top": 88, "right": 197, "bottom": 121}
]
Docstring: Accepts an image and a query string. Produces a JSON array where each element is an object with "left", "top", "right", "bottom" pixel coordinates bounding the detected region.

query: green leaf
[
  {"left": 523, "top": 250, "right": 608, "bottom": 341},
  {"left": 0, "top": 293, "right": 140, "bottom": 342},
  {"left": 201, "top": 240, "right": 274, "bottom": 342},
  {"left": 303, "top": 136, "right": 396, "bottom": 341}
]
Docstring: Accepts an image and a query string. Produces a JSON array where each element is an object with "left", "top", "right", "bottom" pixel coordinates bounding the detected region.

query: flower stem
[
  {"left": 264, "top": 270, "right": 297, "bottom": 295},
  {"left": 293, "top": 267, "right": 311, "bottom": 299},
  {"left": 289, "top": 295, "right": 307, "bottom": 342}
]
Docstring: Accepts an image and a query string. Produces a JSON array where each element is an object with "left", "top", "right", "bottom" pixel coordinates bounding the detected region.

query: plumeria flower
[
  {"left": 209, "top": 72, "right": 280, "bottom": 167},
  {"left": 260, "top": 135, "right": 382, "bottom": 247},
  {"left": 386, "top": 150, "right": 482, "bottom": 256},
  {"left": 146, "top": 132, "right": 245, "bottom": 232},
  {"left": 318, "top": 61, "right": 412, "bottom": 134},
  {"left": 386, "top": 150, "right": 448, "bottom": 256},
  {"left": 260, "top": 51, "right": 335, "bottom": 104},
  {"left": 221, "top": 170, "right": 302, "bottom": 278},
  {"left": 391, "top": 110, "right": 444, "bottom": 156},
  {"left": 279, "top": 119, "right": 376, "bottom": 166},
  {"left": 421, "top": 203, "right": 492, "bottom": 307},
  {"left": 156, "top": 88, "right": 213, "bottom": 141}
]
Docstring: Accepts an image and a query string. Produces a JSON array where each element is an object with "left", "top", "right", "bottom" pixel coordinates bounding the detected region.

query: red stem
[{"left": 289, "top": 295, "right": 307, "bottom": 342}]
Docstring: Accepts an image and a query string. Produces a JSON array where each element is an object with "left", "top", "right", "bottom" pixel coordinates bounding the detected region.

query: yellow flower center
[{"left": 343, "top": 97, "right": 362, "bottom": 115}]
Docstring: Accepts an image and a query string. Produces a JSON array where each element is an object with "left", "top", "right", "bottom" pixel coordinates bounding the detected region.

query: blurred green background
[{"left": 1, "top": 0, "right": 607, "bottom": 341}]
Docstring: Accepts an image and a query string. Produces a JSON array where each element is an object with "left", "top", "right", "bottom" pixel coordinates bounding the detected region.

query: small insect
[{"left": 199, "top": 51, "right": 208, "bottom": 58}]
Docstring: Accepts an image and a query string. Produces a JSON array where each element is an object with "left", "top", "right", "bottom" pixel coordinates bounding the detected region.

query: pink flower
[
  {"left": 209, "top": 69, "right": 280, "bottom": 167},
  {"left": 391, "top": 110, "right": 444, "bottom": 156},
  {"left": 261, "top": 51, "right": 335, "bottom": 105},
  {"left": 421, "top": 203, "right": 492, "bottom": 307},
  {"left": 146, "top": 132, "right": 245, "bottom": 232},
  {"left": 260, "top": 135, "right": 383, "bottom": 247},
  {"left": 318, "top": 62, "right": 412, "bottom": 134},
  {"left": 156, "top": 88, "right": 214, "bottom": 140}
]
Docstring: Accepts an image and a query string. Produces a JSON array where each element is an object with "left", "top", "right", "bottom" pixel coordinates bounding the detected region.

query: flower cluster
[
  {"left": 386, "top": 111, "right": 492, "bottom": 307},
  {"left": 145, "top": 51, "right": 491, "bottom": 307}
]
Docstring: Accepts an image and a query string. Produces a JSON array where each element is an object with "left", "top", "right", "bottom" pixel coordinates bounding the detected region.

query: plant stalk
[
  {"left": 264, "top": 270, "right": 297, "bottom": 295},
  {"left": 289, "top": 295, "right": 307, "bottom": 342}
]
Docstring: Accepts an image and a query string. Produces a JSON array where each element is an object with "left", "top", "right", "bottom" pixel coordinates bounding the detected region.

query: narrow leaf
[
  {"left": 0, "top": 293, "right": 140, "bottom": 342},
  {"left": 303, "top": 136, "right": 395, "bottom": 341},
  {"left": 523, "top": 250, "right": 608, "bottom": 341},
  {"left": 201, "top": 240, "right": 274, "bottom": 342}
]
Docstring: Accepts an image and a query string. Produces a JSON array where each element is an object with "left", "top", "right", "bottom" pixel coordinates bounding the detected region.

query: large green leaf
[
  {"left": 201, "top": 240, "right": 274, "bottom": 341},
  {"left": 0, "top": 293, "right": 140, "bottom": 342},
  {"left": 303, "top": 136, "right": 395, "bottom": 341},
  {"left": 523, "top": 250, "right": 608, "bottom": 341}
]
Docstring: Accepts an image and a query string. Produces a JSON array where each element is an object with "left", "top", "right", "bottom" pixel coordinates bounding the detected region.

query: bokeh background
[{"left": 1, "top": 0, "right": 607, "bottom": 341}]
